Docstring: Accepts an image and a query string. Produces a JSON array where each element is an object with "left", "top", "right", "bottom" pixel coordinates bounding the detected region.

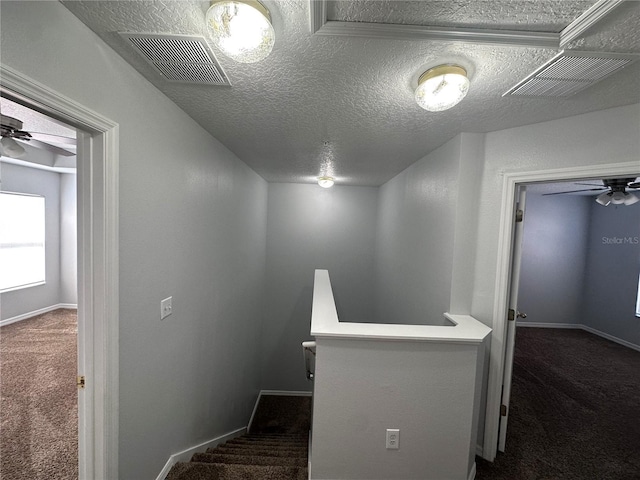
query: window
[{"left": 0, "top": 192, "right": 46, "bottom": 292}]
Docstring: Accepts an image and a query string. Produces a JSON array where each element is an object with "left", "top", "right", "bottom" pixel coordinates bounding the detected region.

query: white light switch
[
  {"left": 161, "top": 296, "right": 173, "bottom": 320},
  {"left": 386, "top": 428, "right": 400, "bottom": 449}
]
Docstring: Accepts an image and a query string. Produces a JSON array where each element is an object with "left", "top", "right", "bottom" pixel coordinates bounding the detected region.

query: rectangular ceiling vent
[
  {"left": 119, "top": 33, "right": 231, "bottom": 86},
  {"left": 504, "top": 51, "right": 638, "bottom": 97}
]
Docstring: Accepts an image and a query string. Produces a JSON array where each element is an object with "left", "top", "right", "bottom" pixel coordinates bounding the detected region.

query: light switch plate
[{"left": 161, "top": 296, "right": 173, "bottom": 320}]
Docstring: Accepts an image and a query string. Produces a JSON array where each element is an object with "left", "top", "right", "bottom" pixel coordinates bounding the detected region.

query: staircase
[{"left": 165, "top": 394, "right": 311, "bottom": 480}]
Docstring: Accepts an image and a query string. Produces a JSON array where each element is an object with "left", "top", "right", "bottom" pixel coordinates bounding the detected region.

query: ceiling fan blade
[
  {"left": 30, "top": 132, "right": 76, "bottom": 145},
  {"left": 627, "top": 182, "right": 640, "bottom": 189},
  {"left": 16, "top": 138, "right": 76, "bottom": 157},
  {"left": 542, "top": 187, "right": 607, "bottom": 196}
]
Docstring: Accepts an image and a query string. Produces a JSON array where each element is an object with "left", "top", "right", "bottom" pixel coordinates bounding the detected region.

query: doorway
[
  {"left": 1, "top": 96, "right": 80, "bottom": 477},
  {"left": 483, "top": 162, "right": 640, "bottom": 462},
  {"left": 1, "top": 65, "right": 119, "bottom": 479}
]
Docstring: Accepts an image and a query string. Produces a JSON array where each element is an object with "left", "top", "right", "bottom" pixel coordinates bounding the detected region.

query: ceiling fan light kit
[
  {"left": 0, "top": 136, "right": 26, "bottom": 159},
  {"left": 206, "top": 0, "right": 275, "bottom": 63},
  {"left": 415, "top": 65, "right": 470, "bottom": 112}
]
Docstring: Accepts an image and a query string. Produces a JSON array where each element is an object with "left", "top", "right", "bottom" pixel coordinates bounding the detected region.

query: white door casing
[
  {"left": 0, "top": 64, "right": 119, "bottom": 480},
  {"left": 482, "top": 162, "right": 640, "bottom": 462},
  {"left": 497, "top": 186, "right": 526, "bottom": 452}
]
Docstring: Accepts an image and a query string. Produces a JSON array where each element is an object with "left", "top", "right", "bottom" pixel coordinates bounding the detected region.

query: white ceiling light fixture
[
  {"left": 415, "top": 65, "right": 470, "bottom": 112},
  {"left": 205, "top": 0, "right": 275, "bottom": 63},
  {"left": 0, "top": 136, "right": 26, "bottom": 158},
  {"left": 318, "top": 176, "right": 334, "bottom": 188}
]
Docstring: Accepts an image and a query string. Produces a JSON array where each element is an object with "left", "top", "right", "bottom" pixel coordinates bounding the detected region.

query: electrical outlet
[
  {"left": 161, "top": 296, "right": 173, "bottom": 320},
  {"left": 386, "top": 428, "right": 399, "bottom": 450}
]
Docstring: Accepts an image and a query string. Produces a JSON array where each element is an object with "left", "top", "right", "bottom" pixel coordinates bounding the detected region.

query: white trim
[
  {"left": 518, "top": 322, "right": 640, "bottom": 353},
  {"left": 0, "top": 303, "right": 78, "bottom": 327},
  {"left": 483, "top": 161, "right": 640, "bottom": 462},
  {"left": 155, "top": 427, "right": 247, "bottom": 480},
  {"left": 560, "top": 0, "right": 625, "bottom": 47},
  {"left": 314, "top": 21, "right": 559, "bottom": 48},
  {"left": 259, "top": 390, "right": 313, "bottom": 396},
  {"left": 467, "top": 462, "right": 477, "bottom": 480},
  {"left": 1, "top": 63, "right": 119, "bottom": 480}
]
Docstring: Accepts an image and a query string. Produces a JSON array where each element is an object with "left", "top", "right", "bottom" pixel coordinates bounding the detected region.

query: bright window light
[{"left": 0, "top": 192, "right": 46, "bottom": 292}]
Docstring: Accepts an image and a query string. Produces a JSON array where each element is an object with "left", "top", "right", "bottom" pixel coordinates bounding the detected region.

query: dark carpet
[
  {"left": 476, "top": 327, "right": 640, "bottom": 480},
  {"left": 165, "top": 395, "right": 311, "bottom": 480},
  {"left": 0, "top": 309, "right": 78, "bottom": 480}
]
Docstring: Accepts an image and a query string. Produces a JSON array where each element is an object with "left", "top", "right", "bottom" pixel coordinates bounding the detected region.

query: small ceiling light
[
  {"left": 595, "top": 191, "right": 612, "bottom": 206},
  {"left": 415, "top": 65, "right": 470, "bottom": 112},
  {"left": 0, "top": 136, "right": 26, "bottom": 158},
  {"left": 206, "top": 0, "right": 275, "bottom": 63},
  {"left": 610, "top": 191, "right": 627, "bottom": 205},
  {"left": 318, "top": 176, "right": 334, "bottom": 188}
]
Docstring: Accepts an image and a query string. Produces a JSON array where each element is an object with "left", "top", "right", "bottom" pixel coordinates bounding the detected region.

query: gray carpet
[
  {"left": 0, "top": 309, "right": 78, "bottom": 480},
  {"left": 165, "top": 395, "right": 311, "bottom": 480},
  {"left": 476, "top": 327, "right": 640, "bottom": 480}
]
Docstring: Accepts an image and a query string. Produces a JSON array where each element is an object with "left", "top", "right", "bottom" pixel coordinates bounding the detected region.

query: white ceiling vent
[
  {"left": 119, "top": 33, "right": 230, "bottom": 86},
  {"left": 504, "top": 51, "right": 638, "bottom": 97}
]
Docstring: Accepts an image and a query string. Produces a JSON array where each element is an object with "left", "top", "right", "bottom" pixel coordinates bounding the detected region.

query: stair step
[
  {"left": 225, "top": 439, "right": 308, "bottom": 448},
  {"left": 191, "top": 452, "right": 307, "bottom": 467},
  {"left": 166, "top": 461, "right": 307, "bottom": 480},
  {"left": 208, "top": 446, "right": 307, "bottom": 458}
]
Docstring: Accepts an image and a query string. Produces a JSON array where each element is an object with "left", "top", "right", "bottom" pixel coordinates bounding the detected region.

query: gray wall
[
  {"left": 0, "top": 162, "right": 61, "bottom": 319},
  {"left": 582, "top": 201, "right": 640, "bottom": 345},
  {"left": 517, "top": 193, "right": 591, "bottom": 325},
  {"left": 60, "top": 173, "right": 77, "bottom": 305},
  {"left": 1, "top": 3, "right": 268, "bottom": 479},
  {"left": 374, "top": 136, "right": 461, "bottom": 325},
  {"left": 262, "top": 183, "right": 378, "bottom": 391}
]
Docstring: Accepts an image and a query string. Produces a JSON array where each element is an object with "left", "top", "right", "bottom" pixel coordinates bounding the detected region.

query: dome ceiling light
[
  {"left": 415, "top": 65, "right": 470, "bottom": 112},
  {"left": 206, "top": 0, "right": 275, "bottom": 63},
  {"left": 318, "top": 176, "right": 335, "bottom": 188}
]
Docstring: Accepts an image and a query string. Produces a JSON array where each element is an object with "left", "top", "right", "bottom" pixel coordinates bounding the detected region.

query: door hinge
[
  {"left": 515, "top": 209, "right": 524, "bottom": 222},
  {"left": 508, "top": 309, "right": 515, "bottom": 321},
  {"left": 500, "top": 404, "right": 508, "bottom": 416},
  {"left": 77, "top": 375, "right": 85, "bottom": 389}
]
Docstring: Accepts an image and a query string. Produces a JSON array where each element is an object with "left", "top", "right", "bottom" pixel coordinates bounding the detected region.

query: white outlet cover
[
  {"left": 386, "top": 428, "right": 399, "bottom": 449},
  {"left": 161, "top": 296, "right": 173, "bottom": 320}
]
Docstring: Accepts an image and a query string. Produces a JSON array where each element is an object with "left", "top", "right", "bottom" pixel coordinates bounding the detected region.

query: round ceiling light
[
  {"left": 318, "top": 176, "right": 335, "bottom": 188},
  {"left": 206, "top": 0, "right": 275, "bottom": 63},
  {"left": 415, "top": 65, "right": 470, "bottom": 112},
  {"left": 0, "top": 136, "right": 26, "bottom": 158}
]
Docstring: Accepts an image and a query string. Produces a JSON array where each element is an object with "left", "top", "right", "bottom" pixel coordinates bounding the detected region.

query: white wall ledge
[{"left": 311, "top": 270, "right": 491, "bottom": 344}]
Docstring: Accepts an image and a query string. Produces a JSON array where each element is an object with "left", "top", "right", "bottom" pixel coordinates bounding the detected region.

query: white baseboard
[
  {"left": 0, "top": 303, "right": 78, "bottom": 327},
  {"left": 468, "top": 462, "right": 477, "bottom": 480},
  {"left": 517, "top": 322, "right": 640, "bottom": 353},
  {"left": 155, "top": 426, "right": 246, "bottom": 480}
]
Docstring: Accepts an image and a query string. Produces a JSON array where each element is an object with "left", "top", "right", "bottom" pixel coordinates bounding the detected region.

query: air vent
[
  {"left": 119, "top": 33, "right": 231, "bottom": 86},
  {"left": 504, "top": 51, "right": 638, "bottom": 97}
]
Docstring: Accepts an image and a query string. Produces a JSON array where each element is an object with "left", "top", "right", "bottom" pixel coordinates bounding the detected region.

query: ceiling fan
[
  {"left": 1, "top": 114, "right": 76, "bottom": 159},
  {"left": 543, "top": 178, "right": 640, "bottom": 206}
]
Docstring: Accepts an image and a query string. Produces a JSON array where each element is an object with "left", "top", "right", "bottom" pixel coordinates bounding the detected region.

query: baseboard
[
  {"left": 468, "top": 461, "right": 477, "bottom": 480},
  {"left": 0, "top": 303, "right": 78, "bottom": 327},
  {"left": 517, "top": 322, "right": 640, "bottom": 352},
  {"left": 155, "top": 426, "right": 246, "bottom": 480}
]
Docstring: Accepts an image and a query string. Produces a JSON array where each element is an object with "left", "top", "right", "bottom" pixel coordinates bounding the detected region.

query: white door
[{"left": 498, "top": 185, "right": 527, "bottom": 452}]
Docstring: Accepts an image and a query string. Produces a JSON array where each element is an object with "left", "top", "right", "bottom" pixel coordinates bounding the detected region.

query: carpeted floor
[
  {"left": 476, "top": 327, "right": 640, "bottom": 480},
  {"left": 0, "top": 309, "right": 78, "bottom": 480}
]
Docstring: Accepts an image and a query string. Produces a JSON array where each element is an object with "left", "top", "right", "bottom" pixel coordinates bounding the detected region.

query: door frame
[
  {"left": 482, "top": 161, "right": 640, "bottom": 462},
  {"left": 1, "top": 64, "right": 119, "bottom": 479}
]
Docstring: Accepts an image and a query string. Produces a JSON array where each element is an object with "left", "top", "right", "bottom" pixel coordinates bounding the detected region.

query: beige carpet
[{"left": 0, "top": 308, "right": 78, "bottom": 480}]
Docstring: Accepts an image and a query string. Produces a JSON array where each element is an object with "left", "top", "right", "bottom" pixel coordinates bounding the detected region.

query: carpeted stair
[{"left": 165, "top": 395, "right": 311, "bottom": 480}]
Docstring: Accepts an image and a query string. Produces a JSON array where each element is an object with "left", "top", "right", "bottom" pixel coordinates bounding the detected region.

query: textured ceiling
[{"left": 61, "top": 0, "right": 640, "bottom": 186}]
